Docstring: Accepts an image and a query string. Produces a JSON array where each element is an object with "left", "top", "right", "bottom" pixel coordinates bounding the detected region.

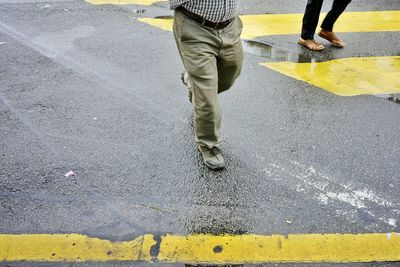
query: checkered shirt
[{"left": 169, "top": 0, "right": 239, "bottom": 23}]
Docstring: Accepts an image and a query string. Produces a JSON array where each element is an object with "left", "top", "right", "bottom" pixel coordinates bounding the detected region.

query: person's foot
[
  {"left": 298, "top": 38, "right": 325, "bottom": 51},
  {"left": 181, "top": 71, "right": 193, "bottom": 103},
  {"left": 197, "top": 145, "right": 225, "bottom": 170},
  {"left": 318, "top": 29, "right": 345, "bottom": 47}
]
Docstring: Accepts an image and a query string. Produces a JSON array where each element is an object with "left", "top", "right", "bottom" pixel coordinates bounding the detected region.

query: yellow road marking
[
  {"left": 241, "top": 11, "right": 400, "bottom": 39},
  {"left": 85, "top": 0, "right": 162, "bottom": 5},
  {"left": 0, "top": 234, "right": 155, "bottom": 262},
  {"left": 138, "top": 11, "right": 400, "bottom": 39},
  {"left": 261, "top": 56, "right": 400, "bottom": 96},
  {"left": 1, "top": 233, "right": 400, "bottom": 263},
  {"left": 139, "top": 17, "right": 172, "bottom": 31}
]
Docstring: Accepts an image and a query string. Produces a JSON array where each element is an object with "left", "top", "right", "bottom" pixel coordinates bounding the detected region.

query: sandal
[
  {"left": 298, "top": 38, "right": 325, "bottom": 51},
  {"left": 318, "top": 29, "right": 345, "bottom": 47}
]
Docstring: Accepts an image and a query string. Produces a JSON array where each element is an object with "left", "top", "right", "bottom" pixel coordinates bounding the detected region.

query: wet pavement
[{"left": 0, "top": 0, "right": 400, "bottom": 266}]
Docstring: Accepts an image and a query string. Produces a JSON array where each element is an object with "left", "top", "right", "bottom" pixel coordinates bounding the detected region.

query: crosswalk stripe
[
  {"left": 138, "top": 11, "right": 400, "bottom": 39},
  {"left": 1, "top": 233, "right": 400, "bottom": 263},
  {"left": 261, "top": 56, "right": 400, "bottom": 96}
]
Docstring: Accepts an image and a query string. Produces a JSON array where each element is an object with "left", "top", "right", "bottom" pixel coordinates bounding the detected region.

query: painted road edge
[{"left": 1, "top": 233, "right": 400, "bottom": 263}]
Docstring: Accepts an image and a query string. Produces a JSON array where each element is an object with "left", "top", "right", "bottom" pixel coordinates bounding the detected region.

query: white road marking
[{"left": 263, "top": 160, "right": 399, "bottom": 228}]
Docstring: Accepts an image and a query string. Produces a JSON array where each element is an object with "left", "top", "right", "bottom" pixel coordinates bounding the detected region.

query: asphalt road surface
[{"left": 0, "top": 0, "right": 399, "bottom": 266}]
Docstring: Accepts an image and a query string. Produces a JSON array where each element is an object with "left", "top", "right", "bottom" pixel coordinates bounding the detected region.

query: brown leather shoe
[{"left": 318, "top": 29, "right": 345, "bottom": 47}]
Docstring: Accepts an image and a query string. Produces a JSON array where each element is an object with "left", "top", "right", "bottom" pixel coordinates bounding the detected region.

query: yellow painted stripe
[
  {"left": 0, "top": 234, "right": 155, "bottom": 262},
  {"left": 138, "top": 11, "right": 400, "bottom": 39},
  {"left": 241, "top": 11, "right": 400, "bottom": 39},
  {"left": 159, "top": 233, "right": 400, "bottom": 264},
  {"left": 139, "top": 17, "right": 173, "bottom": 32},
  {"left": 1, "top": 233, "right": 400, "bottom": 263},
  {"left": 261, "top": 56, "right": 400, "bottom": 96},
  {"left": 85, "top": 0, "right": 161, "bottom": 5}
]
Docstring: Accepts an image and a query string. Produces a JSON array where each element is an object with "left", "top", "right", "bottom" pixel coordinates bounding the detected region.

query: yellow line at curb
[
  {"left": 261, "top": 56, "right": 400, "bottom": 96},
  {"left": 0, "top": 234, "right": 155, "bottom": 262},
  {"left": 138, "top": 11, "right": 400, "bottom": 39},
  {"left": 1, "top": 233, "right": 400, "bottom": 263}
]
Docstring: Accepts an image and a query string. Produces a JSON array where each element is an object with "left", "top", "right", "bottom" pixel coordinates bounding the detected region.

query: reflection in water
[{"left": 242, "top": 39, "right": 314, "bottom": 63}]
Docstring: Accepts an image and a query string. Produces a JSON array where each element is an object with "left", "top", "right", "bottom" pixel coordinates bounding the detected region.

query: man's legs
[
  {"left": 173, "top": 10, "right": 223, "bottom": 168},
  {"left": 318, "top": 0, "right": 352, "bottom": 47},
  {"left": 299, "top": 0, "right": 324, "bottom": 50},
  {"left": 301, "top": 0, "right": 324, "bottom": 40},
  {"left": 172, "top": 11, "right": 243, "bottom": 169},
  {"left": 321, "top": 0, "right": 352, "bottom": 32}
]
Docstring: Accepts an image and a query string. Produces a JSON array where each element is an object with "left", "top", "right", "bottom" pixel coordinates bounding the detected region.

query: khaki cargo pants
[{"left": 173, "top": 9, "right": 244, "bottom": 148}]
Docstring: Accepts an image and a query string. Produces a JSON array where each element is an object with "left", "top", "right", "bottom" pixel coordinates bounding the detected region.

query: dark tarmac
[{"left": 0, "top": 0, "right": 399, "bottom": 266}]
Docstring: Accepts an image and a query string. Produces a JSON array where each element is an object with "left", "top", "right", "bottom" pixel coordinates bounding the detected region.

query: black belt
[{"left": 177, "top": 6, "right": 233, "bottom": 30}]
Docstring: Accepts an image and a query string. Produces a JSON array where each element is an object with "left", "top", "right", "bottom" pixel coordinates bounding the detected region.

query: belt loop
[{"left": 201, "top": 19, "right": 206, "bottom": 26}]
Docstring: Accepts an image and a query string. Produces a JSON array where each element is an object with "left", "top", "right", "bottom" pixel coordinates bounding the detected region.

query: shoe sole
[{"left": 204, "top": 162, "right": 225, "bottom": 171}]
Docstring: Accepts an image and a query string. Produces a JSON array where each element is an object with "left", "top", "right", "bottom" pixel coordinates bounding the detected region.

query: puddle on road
[{"left": 242, "top": 39, "right": 314, "bottom": 63}]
